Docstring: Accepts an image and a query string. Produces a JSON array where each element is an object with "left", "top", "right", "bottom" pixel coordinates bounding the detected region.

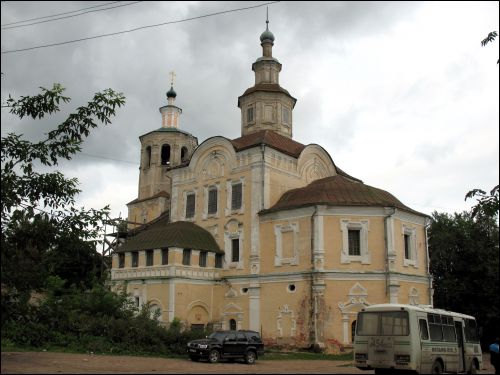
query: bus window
[
  {"left": 428, "top": 313, "right": 443, "bottom": 341},
  {"left": 442, "top": 315, "right": 457, "bottom": 342},
  {"left": 357, "top": 311, "right": 409, "bottom": 336},
  {"left": 419, "top": 319, "right": 429, "bottom": 340},
  {"left": 464, "top": 319, "right": 480, "bottom": 343}
]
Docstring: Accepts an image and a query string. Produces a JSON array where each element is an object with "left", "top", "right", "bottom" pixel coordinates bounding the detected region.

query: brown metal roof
[
  {"left": 127, "top": 191, "right": 170, "bottom": 206},
  {"left": 231, "top": 130, "right": 306, "bottom": 158},
  {"left": 117, "top": 217, "right": 223, "bottom": 253},
  {"left": 261, "top": 174, "right": 426, "bottom": 216},
  {"left": 237, "top": 83, "right": 297, "bottom": 107}
]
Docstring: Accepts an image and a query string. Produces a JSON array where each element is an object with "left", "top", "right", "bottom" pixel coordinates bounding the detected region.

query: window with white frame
[
  {"left": 224, "top": 225, "right": 243, "bottom": 269},
  {"left": 402, "top": 225, "right": 417, "bottom": 267},
  {"left": 185, "top": 192, "right": 195, "bottom": 219},
  {"left": 207, "top": 186, "right": 218, "bottom": 215},
  {"left": 231, "top": 182, "right": 242, "bottom": 210},
  {"left": 274, "top": 223, "right": 299, "bottom": 266},
  {"left": 340, "top": 220, "right": 371, "bottom": 264}
]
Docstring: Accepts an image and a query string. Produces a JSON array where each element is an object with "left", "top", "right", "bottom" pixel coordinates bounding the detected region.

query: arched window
[
  {"left": 181, "top": 146, "right": 188, "bottom": 162},
  {"left": 145, "top": 146, "right": 152, "bottom": 168},
  {"left": 229, "top": 319, "right": 237, "bottom": 330},
  {"left": 351, "top": 320, "right": 357, "bottom": 343},
  {"left": 161, "top": 144, "right": 171, "bottom": 165}
]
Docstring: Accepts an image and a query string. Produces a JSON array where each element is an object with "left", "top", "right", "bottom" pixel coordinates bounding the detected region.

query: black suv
[{"left": 186, "top": 330, "right": 264, "bottom": 364}]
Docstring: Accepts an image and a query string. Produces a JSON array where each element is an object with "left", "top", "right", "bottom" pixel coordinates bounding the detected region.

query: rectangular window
[
  {"left": 215, "top": 254, "right": 223, "bottom": 268},
  {"left": 231, "top": 238, "right": 240, "bottom": 262},
  {"left": 199, "top": 251, "right": 207, "bottom": 267},
  {"left": 118, "top": 253, "right": 125, "bottom": 268},
  {"left": 146, "top": 250, "right": 154, "bottom": 266},
  {"left": 247, "top": 107, "right": 254, "bottom": 123},
  {"left": 464, "top": 319, "right": 479, "bottom": 343},
  {"left": 208, "top": 188, "right": 217, "bottom": 215},
  {"left": 182, "top": 248, "right": 191, "bottom": 266},
  {"left": 419, "top": 319, "right": 429, "bottom": 340},
  {"left": 134, "top": 296, "right": 140, "bottom": 307},
  {"left": 282, "top": 107, "right": 289, "bottom": 124},
  {"left": 348, "top": 229, "right": 361, "bottom": 256},
  {"left": 231, "top": 183, "right": 242, "bottom": 210},
  {"left": 186, "top": 193, "right": 195, "bottom": 218},
  {"left": 161, "top": 248, "right": 169, "bottom": 265},
  {"left": 442, "top": 315, "right": 457, "bottom": 342},
  {"left": 356, "top": 311, "right": 409, "bottom": 336},
  {"left": 404, "top": 234, "right": 411, "bottom": 259},
  {"left": 428, "top": 313, "right": 444, "bottom": 341},
  {"left": 131, "top": 251, "right": 139, "bottom": 267}
]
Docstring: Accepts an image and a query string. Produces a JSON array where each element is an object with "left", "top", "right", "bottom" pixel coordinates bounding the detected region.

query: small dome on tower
[
  {"left": 166, "top": 85, "right": 177, "bottom": 98},
  {"left": 260, "top": 27, "right": 274, "bottom": 43}
]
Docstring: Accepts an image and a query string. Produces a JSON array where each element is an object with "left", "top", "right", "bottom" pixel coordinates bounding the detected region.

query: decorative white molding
[
  {"left": 274, "top": 222, "right": 299, "bottom": 266},
  {"left": 408, "top": 287, "right": 420, "bottom": 305},
  {"left": 224, "top": 219, "right": 244, "bottom": 270},
  {"left": 338, "top": 282, "right": 371, "bottom": 344},
  {"left": 225, "top": 177, "right": 246, "bottom": 216},
  {"left": 402, "top": 225, "right": 418, "bottom": 268},
  {"left": 277, "top": 304, "right": 297, "bottom": 337},
  {"left": 340, "top": 219, "right": 371, "bottom": 264}
]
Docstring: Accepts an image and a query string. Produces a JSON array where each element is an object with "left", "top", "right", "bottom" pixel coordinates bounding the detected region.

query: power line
[
  {"left": 1, "top": 1, "right": 122, "bottom": 27},
  {"left": 1, "top": 1, "right": 281, "bottom": 54},
  {"left": 80, "top": 152, "right": 137, "bottom": 165},
  {"left": 2, "top": 1, "right": 143, "bottom": 30}
]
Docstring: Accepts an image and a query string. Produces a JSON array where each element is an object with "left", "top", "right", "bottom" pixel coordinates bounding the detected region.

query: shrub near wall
[{"left": 1, "top": 277, "right": 207, "bottom": 355}]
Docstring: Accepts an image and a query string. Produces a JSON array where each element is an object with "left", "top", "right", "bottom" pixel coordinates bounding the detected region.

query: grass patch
[{"left": 261, "top": 350, "right": 353, "bottom": 361}]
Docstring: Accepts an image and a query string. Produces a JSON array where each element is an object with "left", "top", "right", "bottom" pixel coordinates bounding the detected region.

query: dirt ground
[{"left": 1, "top": 351, "right": 495, "bottom": 374}]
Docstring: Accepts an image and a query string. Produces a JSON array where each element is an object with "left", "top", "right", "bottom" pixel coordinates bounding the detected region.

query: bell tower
[
  {"left": 127, "top": 73, "right": 198, "bottom": 227},
  {"left": 238, "top": 10, "right": 297, "bottom": 138}
]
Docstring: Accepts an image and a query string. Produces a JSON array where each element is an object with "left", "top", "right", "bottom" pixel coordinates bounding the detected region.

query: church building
[{"left": 110, "top": 18, "right": 433, "bottom": 350}]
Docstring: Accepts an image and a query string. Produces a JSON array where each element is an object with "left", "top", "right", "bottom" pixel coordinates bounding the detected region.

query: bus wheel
[
  {"left": 467, "top": 360, "right": 478, "bottom": 374},
  {"left": 431, "top": 360, "right": 443, "bottom": 374}
]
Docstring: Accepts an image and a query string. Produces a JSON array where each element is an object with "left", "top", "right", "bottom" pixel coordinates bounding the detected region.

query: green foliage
[
  {"left": 1, "top": 279, "right": 207, "bottom": 355},
  {"left": 465, "top": 185, "right": 499, "bottom": 219},
  {"left": 1, "top": 84, "right": 125, "bottom": 296},
  {"left": 428, "top": 210, "right": 499, "bottom": 347}
]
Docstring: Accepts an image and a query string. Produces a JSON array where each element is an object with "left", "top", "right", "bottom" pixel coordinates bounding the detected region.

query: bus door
[{"left": 454, "top": 321, "right": 465, "bottom": 372}]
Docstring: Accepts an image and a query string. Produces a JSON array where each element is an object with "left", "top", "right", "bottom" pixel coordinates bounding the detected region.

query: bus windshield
[{"left": 357, "top": 311, "right": 410, "bottom": 336}]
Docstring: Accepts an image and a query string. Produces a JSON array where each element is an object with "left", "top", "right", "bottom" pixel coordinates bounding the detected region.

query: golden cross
[{"left": 169, "top": 71, "right": 176, "bottom": 86}]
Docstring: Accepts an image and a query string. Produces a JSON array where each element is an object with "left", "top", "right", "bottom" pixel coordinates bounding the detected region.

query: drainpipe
[
  {"left": 384, "top": 207, "right": 396, "bottom": 297},
  {"left": 310, "top": 205, "right": 318, "bottom": 348},
  {"left": 424, "top": 217, "right": 433, "bottom": 306},
  {"left": 260, "top": 144, "right": 265, "bottom": 210}
]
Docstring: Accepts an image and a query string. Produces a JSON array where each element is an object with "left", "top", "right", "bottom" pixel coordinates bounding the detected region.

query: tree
[
  {"left": 481, "top": 30, "right": 498, "bottom": 64},
  {"left": 465, "top": 185, "right": 499, "bottom": 219},
  {"left": 428, "top": 210, "right": 499, "bottom": 347},
  {"left": 1, "top": 84, "right": 125, "bottom": 295}
]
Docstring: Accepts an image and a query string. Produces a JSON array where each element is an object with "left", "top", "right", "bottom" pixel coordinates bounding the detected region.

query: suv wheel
[
  {"left": 245, "top": 350, "right": 256, "bottom": 364},
  {"left": 208, "top": 349, "right": 220, "bottom": 363}
]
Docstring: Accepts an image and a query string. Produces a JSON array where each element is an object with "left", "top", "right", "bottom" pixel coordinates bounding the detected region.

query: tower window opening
[
  {"left": 181, "top": 146, "right": 189, "bottom": 162},
  {"left": 145, "top": 146, "right": 152, "bottom": 168},
  {"left": 247, "top": 107, "right": 254, "bottom": 123},
  {"left": 161, "top": 144, "right": 171, "bottom": 165}
]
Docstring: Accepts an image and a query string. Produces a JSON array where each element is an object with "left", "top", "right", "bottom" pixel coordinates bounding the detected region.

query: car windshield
[{"left": 208, "top": 331, "right": 226, "bottom": 341}]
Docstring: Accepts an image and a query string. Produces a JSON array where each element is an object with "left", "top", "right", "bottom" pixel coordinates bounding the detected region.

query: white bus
[{"left": 353, "top": 304, "right": 482, "bottom": 374}]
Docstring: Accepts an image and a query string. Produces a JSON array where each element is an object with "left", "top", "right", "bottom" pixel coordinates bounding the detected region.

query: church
[{"left": 110, "top": 18, "right": 432, "bottom": 351}]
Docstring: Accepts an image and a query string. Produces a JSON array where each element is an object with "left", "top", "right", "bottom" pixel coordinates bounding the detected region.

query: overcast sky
[{"left": 2, "top": 1, "right": 499, "bottom": 225}]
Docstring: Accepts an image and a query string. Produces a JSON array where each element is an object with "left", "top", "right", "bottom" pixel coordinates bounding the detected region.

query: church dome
[
  {"left": 166, "top": 85, "right": 177, "bottom": 98},
  {"left": 260, "top": 28, "right": 275, "bottom": 43}
]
